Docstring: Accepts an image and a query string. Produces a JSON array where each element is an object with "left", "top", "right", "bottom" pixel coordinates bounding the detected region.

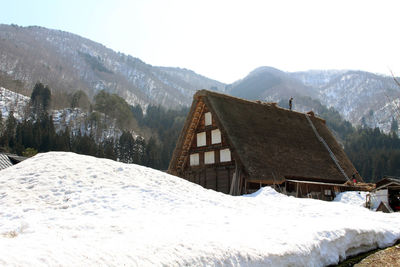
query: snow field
[{"left": 0, "top": 152, "right": 399, "bottom": 266}]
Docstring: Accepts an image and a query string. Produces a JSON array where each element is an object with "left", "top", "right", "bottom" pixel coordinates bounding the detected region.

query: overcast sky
[{"left": 1, "top": 0, "right": 400, "bottom": 83}]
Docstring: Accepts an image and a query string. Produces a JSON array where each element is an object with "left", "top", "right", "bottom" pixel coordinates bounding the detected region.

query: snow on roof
[{"left": 0, "top": 152, "right": 399, "bottom": 266}]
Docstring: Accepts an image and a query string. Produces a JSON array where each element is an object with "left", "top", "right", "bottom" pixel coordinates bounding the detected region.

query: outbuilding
[{"left": 367, "top": 177, "right": 400, "bottom": 212}]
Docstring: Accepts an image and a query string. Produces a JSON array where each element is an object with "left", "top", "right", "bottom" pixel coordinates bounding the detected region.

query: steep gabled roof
[{"left": 169, "top": 90, "right": 361, "bottom": 184}]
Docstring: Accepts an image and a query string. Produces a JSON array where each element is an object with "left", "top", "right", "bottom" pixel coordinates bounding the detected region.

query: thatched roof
[{"left": 169, "top": 90, "right": 361, "bottom": 184}]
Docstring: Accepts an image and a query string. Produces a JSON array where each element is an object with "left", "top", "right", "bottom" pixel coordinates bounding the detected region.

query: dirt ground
[{"left": 354, "top": 244, "right": 400, "bottom": 267}]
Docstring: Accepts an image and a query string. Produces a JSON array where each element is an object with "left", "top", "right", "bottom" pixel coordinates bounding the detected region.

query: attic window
[
  {"left": 211, "top": 129, "right": 221, "bottom": 144},
  {"left": 220, "top": 149, "right": 231, "bottom": 162},
  {"left": 205, "top": 112, "right": 212, "bottom": 126},
  {"left": 197, "top": 132, "right": 206, "bottom": 147},
  {"left": 204, "top": 151, "right": 215, "bottom": 164},
  {"left": 190, "top": 153, "right": 200, "bottom": 166}
]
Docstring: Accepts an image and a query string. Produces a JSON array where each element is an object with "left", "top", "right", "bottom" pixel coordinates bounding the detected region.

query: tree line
[
  {"left": 0, "top": 83, "right": 188, "bottom": 170},
  {"left": 2, "top": 82, "right": 399, "bottom": 181}
]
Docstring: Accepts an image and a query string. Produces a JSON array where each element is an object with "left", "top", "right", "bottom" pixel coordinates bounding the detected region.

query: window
[
  {"left": 324, "top": 189, "right": 332, "bottom": 196},
  {"left": 211, "top": 129, "right": 221, "bottom": 144},
  {"left": 204, "top": 151, "right": 215, "bottom": 164},
  {"left": 190, "top": 153, "right": 199, "bottom": 166},
  {"left": 205, "top": 112, "right": 212, "bottom": 126},
  {"left": 197, "top": 132, "right": 206, "bottom": 147},
  {"left": 220, "top": 149, "right": 231, "bottom": 162}
]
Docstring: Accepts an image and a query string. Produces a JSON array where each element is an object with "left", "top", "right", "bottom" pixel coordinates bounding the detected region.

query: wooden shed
[
  {"left": 369, "top": 177, "right": 400, "bottom": 212},
  {"left": 168, "top": 90, "right": 363, "bottom": 199},
  {"left": 0, "top": 153, "right": 27, "bottom": 171}
]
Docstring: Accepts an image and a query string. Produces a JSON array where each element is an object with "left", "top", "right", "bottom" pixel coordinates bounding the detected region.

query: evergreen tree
[
  {"left": 70, "top": 90, "right": 91, "bottom": 111},
  {"left": 102, "top": 138, "right": 116, "bottom": 160},
  {"left": 391, "top": 117, "right": 398, "bottom": 135},
  {"left": 3, "top": 111, "right": 17, "bottom": 151},
  {"left": 144, "top": 137, "right": 161, "bottom": 169},
  {"left": 0, "top": 110, "right": 3, "bottom": 136},
  {"left": 30, "top": 82, "right": 51, "bottom": 118},
  {"left": 133, "top": 136, "right": 146, "bottom": 164},
  {"left": 117, "top": 131, "right": 137, "bottom": 163}
]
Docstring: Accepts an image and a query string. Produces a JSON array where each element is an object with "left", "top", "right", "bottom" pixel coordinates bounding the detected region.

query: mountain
[
  {"left": 228, "top": 66, "right": 317, "bottom": 101},
  {"left": 0, "top": 24, "right": 225, "bottom": 108},
  {"left": 1, "top": 24, "right": 399, "bottom": 134},
  {"left": 227, "top": 67, "right": 400, "bottom": 133},
  {"left": 290, "top": 70, "right": 400, "bottom": 133}
]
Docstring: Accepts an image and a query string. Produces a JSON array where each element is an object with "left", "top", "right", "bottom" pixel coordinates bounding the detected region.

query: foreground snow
[
  {"left": 0, "top": 152, "right": 399, "bottom": 266},
  {"left": 333, "top": 191, "right": 368, "bottom": 207}
]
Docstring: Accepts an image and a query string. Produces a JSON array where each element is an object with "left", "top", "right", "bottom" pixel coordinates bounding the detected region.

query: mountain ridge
[
  {"left": 1, "top": 24, "right": 399, "bottom": 134},
  {"left": 0, "top": 24, "right": 225, "bottom": 109},
  {"left": 228, "top": 66, "right": 400, "bottom": 133}
]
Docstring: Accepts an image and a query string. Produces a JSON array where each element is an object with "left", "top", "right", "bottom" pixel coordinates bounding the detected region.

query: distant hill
[
  {"left": 227, "top": 66, "right": 317, "bottom": 101},
  {"left": 0, "top": 24, "right": 225, "bottom": 109},
  {"left": 227, "top": 67, "right": 400, "bottom": 133}
]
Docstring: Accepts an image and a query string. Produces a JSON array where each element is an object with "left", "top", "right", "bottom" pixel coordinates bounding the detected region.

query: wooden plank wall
[
  {"left": 185, "top": 166, "right": 234, "bottom": 194},
  {"left": 182, "top": 103, "right": 237, "bottom": 194}
]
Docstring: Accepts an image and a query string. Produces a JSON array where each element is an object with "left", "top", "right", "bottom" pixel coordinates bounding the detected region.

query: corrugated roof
[{"left": 0, "top": 154, "right": 14, "bottom": 170}]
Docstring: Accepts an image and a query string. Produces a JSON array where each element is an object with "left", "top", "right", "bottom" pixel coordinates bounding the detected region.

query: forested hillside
[
  {"left": 2, "top": 82, "right": 400, "bottom": 181},
  {"left": 0, "top": 83, "right": 188, "bottom": 170}
]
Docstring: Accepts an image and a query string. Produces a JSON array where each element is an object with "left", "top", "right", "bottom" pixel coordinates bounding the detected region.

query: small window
[
  {"left": 220, "top": 149, "right": 231, "bottom": 162},
  {"left": 211, "top": 129, "right": 221, "bottom": 144},
  {"left": 204, "top": 151, "right": 215, "bottom": 164},
  {"left": 190, "top": 153, "right": 199, "bottom": 166},
  {"left": 324, "top": 189, "right": 332, "bottom": 196},
  {"left": 205, "top": 112, "right": 212, "bottom": 126},
  {"left": 197, "top": 132, "right": 206, "bottom": 147}
]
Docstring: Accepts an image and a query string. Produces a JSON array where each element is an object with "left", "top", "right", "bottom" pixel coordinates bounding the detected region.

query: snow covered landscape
[{"left": 0, "top": 152, "right": 399, "bottom": 266}]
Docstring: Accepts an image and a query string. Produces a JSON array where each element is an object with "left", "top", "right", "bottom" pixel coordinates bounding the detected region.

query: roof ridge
[{"left": 195, "top": 89, "right": 325, "bottom": 123}]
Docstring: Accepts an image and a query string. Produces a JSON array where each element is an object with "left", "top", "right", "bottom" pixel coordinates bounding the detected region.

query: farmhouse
[{"left": 168, "top": 90, "right": 364, "bottom": 199}]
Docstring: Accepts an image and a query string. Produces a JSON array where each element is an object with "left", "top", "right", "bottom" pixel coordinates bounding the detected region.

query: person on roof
[{"left": 289, "top": 97, "right": 293, "bottom": 111}]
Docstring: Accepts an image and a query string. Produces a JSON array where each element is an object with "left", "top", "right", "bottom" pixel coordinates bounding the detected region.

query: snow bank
[
  {"left": 333, "top": 191, "right": 368, "bottom": 207},
  {"left": 0, "top": 152, "right": 399, "bottom": 266}
]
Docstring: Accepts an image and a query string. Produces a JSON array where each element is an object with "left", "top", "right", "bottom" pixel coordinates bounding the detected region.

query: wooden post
[
  {"left": 230, "top": 164, "right": 240, "bottom": 196},
  {"left": 204, "top": 169, "right": 207, "bottom": 188},
  {"left": 229, "top": 171, "right": 237, "bottom": 195},
  {"left": 227, "top": 167, "right": 231, "bottom": 193},
  {"left": 215, "top": 168, "right": 218, "bottom": 191}
]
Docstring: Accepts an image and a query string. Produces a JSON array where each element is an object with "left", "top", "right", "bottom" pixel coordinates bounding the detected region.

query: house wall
[{"left": 182, "top": 106, "right": 236, "bottom": 194}]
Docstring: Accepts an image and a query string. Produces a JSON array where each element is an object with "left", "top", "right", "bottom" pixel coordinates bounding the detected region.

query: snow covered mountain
[
  {"left": 0, "top": 24, "right": 225, "bottom": 108},
  {"left": 1, "top": 23, "right": 399, "bottom": 133},
  {"left": 291, "top": 70, "right": 400, "bottom": 132},
  {"left": 228, "top": 67, "right": 400, "bottom": 133}
]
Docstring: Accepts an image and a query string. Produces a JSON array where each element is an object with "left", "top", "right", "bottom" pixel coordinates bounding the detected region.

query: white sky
[{"left": 2, "top": 0, "right": 400, "bottom": 83}]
